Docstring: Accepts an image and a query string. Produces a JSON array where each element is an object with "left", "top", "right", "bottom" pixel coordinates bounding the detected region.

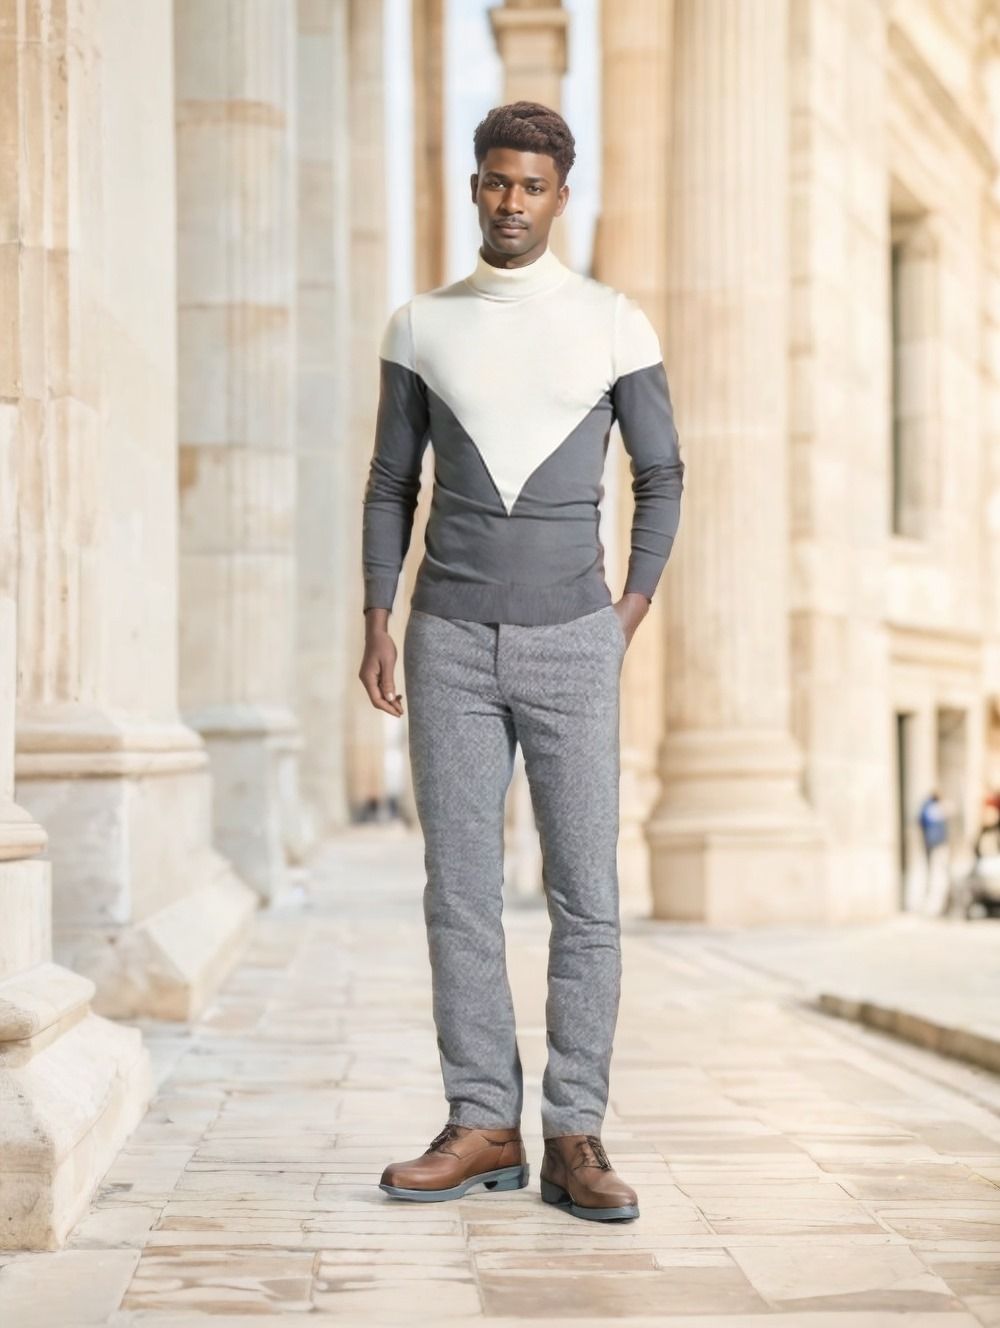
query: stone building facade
[{"left": 2, "top": 0, "right": 999, "bottom": 1248}]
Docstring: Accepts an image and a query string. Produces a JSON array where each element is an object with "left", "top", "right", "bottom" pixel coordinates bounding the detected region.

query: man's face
[{"left": 470, "top": 146, "right": 569, "bottom": 264}]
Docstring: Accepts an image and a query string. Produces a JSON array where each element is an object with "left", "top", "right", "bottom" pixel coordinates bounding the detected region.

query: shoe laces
[
  {"left": 427, "top": 1121, "right": 463, "bottom": 1153},
  {"left": 575, "top": 1134, "right": 612, "bottom": 1171}
]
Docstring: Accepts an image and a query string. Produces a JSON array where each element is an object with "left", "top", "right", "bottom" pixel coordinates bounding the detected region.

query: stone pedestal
[
  {"left": 0, "top": 943, "right": 152, "bottom": 1251},
  {"left": 16, "top": 711, "right": 257, "bottom": 1019}
]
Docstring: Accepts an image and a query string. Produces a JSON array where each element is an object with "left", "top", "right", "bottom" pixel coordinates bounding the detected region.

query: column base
[
  {"left": 184, "top": 704, "right": 304, "bottom": 903},
  {"left": 55, "top": 855, "right": 257, "bottom": 1020},
  {"left": 16, "top": 707, "right": 260, "bottom": 1014},
  {"left": 647, "top": 728, "right": 831, "bottom": 925},
  {"left": 0, "top": 961, "right": 152, "bottom": 1250},
  {"left": 648, "top": 823, "right": 830, "bottom": 925}
]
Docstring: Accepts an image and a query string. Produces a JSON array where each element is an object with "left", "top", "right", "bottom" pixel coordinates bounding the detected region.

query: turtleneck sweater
[{"left": 361, "top": 244, "right": 684, "bottom": 625}]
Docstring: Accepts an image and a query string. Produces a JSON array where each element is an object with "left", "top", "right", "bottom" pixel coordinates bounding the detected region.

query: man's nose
[{"left": 499, "top": 188, "right": 524, "bottom": 213}]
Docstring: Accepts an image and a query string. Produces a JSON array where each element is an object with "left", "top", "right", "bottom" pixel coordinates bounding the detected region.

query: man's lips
[{"left": 495, "top": 221, "right": 526, "bottom": 232}]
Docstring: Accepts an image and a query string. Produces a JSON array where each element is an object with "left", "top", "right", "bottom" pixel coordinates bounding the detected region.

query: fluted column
[
  {"left": 296, "top": 0, "right": 352, "bottom": 838},
  {"left": 651, "top": 0, "right": 827, "bottom": 923},
  {"left": 175, "top": 0, "right": 305, "bottom": 897},
  {"left": 594, "top": 0, "right": 674, "bottom": 914},
  {"left": 1, "top": 0, "right": 162, "bottom": 1249},
  {"left": 11, "top": 0, "right": 256, "bottom": 1016}
]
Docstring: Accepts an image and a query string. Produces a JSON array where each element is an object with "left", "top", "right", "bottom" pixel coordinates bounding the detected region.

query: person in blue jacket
[{"left": 917, "top": 789, "right": 950, "bottom": 914}]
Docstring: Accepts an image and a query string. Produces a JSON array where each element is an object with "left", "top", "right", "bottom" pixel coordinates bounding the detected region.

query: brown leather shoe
[
  {"left": 379, "top": 1121, "right": 529, "bottom": 1202},
  {"left": 539, "top": 1133, "right": 639, "bottom": 1221}
]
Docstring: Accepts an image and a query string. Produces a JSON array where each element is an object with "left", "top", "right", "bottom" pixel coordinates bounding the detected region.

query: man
[{"left": 360, "top": 101, "right": 684, "bottom": 1223}]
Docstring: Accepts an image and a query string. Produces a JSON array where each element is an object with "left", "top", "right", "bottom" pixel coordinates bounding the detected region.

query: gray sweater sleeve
[
  {"left": 361, "top": 303, "right": 430, "bottom": 613},
  {"left": 610, "top": 296, "right": 684, "bottom": 603}
]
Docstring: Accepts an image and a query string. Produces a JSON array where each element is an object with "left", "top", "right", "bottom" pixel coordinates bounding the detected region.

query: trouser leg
[
  {"left": 403, "top": 610, "right": 522, "bottom": 1127},
  {"left": 498, "top": 605, "right": 626, "bottom": 1139}
]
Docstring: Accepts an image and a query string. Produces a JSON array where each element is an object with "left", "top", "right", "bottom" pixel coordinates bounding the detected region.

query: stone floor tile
[
  {"left": 312, "top": 1273, "right": 482, "bottom": 1316},
  {"left": 476, "top": 1264, "right": 769, "bottom": 1318},
  {"left": 119, "top": 1247, "right": 316, "bottom": 1314},
  {"left": 727, "top": 1242, "right": 966, "bottom": 1313},
  {"left": 0, "top": 1250, "right": 140, "bottom": 1326}
]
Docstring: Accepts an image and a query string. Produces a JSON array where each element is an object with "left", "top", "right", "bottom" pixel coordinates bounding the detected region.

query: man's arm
[
  {"left": 610, "top": 294, "right": 684, "bottom": 604},
  {"left": 361, "top": 302, "right": 431, "bottom": 614}
]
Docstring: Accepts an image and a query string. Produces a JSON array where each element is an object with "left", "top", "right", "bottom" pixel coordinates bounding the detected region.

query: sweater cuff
[
  {"left": 363, "top": 576, "right": 399, "bottom": 613},
  {"left": 623, "top": 565, "right": 660, "bottom": 603}
]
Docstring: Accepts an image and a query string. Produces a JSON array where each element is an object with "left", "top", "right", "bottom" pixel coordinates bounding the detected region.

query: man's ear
[
  {"left": 470, "top": 171, "right": 479, "bottom": 202},
  {"left": 555, "top": 183, "right": 570, "bottom": 217}
]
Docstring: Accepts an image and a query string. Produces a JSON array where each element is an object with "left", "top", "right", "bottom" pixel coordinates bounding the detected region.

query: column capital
[{"left": 488, "top": 4, "right": 569, "bottom": 79}]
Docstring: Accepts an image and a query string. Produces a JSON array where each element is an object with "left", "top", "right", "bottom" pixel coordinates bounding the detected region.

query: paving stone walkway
[
  {"left": 2, "top": 824, "right": 1000, "bottom": 1326},
  {"left": 679, "top": 914, "right": 1000, "bottom": 1075}
]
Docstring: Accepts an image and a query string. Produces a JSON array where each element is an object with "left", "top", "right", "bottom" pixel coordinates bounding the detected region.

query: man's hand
[
  {"left": 360, "top": 608, "right": 405, "bottom": 717},
  {"left": 612, "top": 591, "right": 651, "bottom": 650}
]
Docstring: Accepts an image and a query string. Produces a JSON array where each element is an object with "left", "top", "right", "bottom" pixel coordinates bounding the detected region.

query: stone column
[
  {"left": 594, "top": 0, "right": 674, "bottom": 915},
  {"left": 345, "top": 0, "right": 392, "bottom": 820},
  {"left": 488, "top": 0, "right": 571, "bottom": 262},
  {"left": 1, "top": 0, "right": 159, "bottom": 1250},
  {"left": 412, "top": 0, "right": 446, "bottom": 296},
  {"left": 489, "top": 0, "right": 568, "bottom": 110},
  {"left": 296, "top": 0, "right": 353, "bottom": 839},
  {"left": 12, "top": 0, "right": 257, "bottom": 1017},
  {"left": 175, "top": 0, "right": 306, "bottom": 897},
  {"left": 650, "top": 0, "right": 827, "bottom": 924}
]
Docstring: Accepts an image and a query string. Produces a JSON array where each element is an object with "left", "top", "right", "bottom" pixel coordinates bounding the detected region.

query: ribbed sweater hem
[{"left": 409, "top": 571, "right": 613, "bottom": 626}]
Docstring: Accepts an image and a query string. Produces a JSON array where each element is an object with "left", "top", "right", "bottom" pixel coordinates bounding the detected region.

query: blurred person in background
[{"left": 917, "top": 789, "right": 951, "bottom": 915}]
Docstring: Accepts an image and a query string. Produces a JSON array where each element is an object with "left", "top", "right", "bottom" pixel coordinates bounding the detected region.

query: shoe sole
[
  {"left": 379, "top": 1163, "right": 530, "bottom": 1202},
  {"left": 540, "top": 1175, "right": 639, "bottom": 1221}
]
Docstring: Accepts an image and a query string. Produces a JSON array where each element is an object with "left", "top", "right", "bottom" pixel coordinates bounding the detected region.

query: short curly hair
[{"left": 473, "top": 101, "right": 576, "bottom": 187}]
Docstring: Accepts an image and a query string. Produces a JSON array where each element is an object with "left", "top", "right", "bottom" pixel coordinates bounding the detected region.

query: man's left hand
[{"left": 613, "top": 592, "right": 651, "bottom": 650}]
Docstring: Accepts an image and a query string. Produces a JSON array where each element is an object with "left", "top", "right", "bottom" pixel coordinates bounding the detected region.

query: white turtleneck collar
[{"left": 465, "top": 243, "right": 573, "bottom": 301}]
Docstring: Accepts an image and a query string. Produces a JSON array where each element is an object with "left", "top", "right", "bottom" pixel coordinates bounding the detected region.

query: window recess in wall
[{"left": 889, "top": 200, "right": 942, "bottom": 542}]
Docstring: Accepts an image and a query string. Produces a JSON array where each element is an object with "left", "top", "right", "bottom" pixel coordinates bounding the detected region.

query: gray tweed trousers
[{"left": 402, "top": 603, "right": 627, "bottom": 1140}]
